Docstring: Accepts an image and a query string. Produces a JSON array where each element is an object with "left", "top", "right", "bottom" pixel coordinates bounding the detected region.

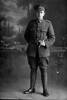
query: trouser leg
[
  {"left": 39, "top": 57, "right": 49, "bottom": 91},
  {"left": 28, "top": 56, "right": 38, "bottom": 89},
  {"left": 40, "top": 66, "right": 49, "bottom": 96},
  {"left": 23, "top": 56, "right": 38, "bottom": 94},
  {"left": 40, "top": 67, "right": 48, "bottom": 91},
  {"left": 30, "top": 67, "right": 37, "bottom": 89}
]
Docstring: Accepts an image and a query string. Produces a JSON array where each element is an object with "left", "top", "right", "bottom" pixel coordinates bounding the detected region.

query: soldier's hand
[{"left": 39, "top": 40, "right": 45, "bottom": 46}]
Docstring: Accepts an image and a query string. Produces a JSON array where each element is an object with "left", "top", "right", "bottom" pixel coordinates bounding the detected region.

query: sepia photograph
[{"left": 0, "top": 0, "right": 67, "bottom": 100}]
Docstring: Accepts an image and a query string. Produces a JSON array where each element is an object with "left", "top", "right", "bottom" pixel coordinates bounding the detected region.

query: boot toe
[
  {"left": 23, "top": 88, "right": 35, "bottom": 94},
  {"left": 43, "top": 90, "right": 49, "bottom": 96}
]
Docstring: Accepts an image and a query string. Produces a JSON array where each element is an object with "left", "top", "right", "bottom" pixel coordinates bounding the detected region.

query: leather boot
[
  {"left": 30, "top": 69, "right": 37, "bottom": 89},
  {"left": 43, "top": 89, "right": 49, "bottom": 96},
  {"left": 23, "top": 88, "right": 35, "bottom": 94},
  {"left": 23, "top": 69, "right": 37, "bottom": 94},
  {"left": 40, "top": 68, "right": 49, "bottom": 96}
]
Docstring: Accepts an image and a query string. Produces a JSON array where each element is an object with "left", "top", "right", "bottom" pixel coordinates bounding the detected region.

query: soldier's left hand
[{"left": 39, "top": 40, "right": 45, "bottom": 46}]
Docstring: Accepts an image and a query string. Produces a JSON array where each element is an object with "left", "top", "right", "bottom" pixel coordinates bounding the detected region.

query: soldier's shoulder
[
  {"left": 45, "top": 19, "right": 52, "bottom": 24},
  {"left": 29, "top": 19, "right": 36, "bottom": 23},
  {"left": 28, "top": 19, "right": 36, "bottom": 25}
]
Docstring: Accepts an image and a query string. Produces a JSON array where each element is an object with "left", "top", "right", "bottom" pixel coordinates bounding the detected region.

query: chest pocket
[
  {"left": 37, "top": 28, "right": 47, "bottom": 41},
  {"left": 30, "top": 24, "right": 37, "bottom": 41}
]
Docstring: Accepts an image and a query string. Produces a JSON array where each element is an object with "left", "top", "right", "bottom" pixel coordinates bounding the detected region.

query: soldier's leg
[
  {"left": 24, "top": 56, "right": 38, "bottom": 94},
  {"left": 39, "top": 57, "right": 49, "bottom": 96},
  {"left": 30, "top": 58, "right": 38, "bottom": 89}
]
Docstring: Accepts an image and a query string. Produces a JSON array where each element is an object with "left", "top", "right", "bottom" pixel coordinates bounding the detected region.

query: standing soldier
[{"left": 23, "top": 4, "right": 55, "bottom": 96}]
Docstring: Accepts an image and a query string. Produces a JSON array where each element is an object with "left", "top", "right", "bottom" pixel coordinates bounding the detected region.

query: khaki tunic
[{"left": 24, "top": 19, "right": 55, "bottom": 57}]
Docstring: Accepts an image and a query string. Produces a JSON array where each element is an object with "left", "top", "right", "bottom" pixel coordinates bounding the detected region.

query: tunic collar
[{"left": 35, "top": 18, "right": 44, "bottom": 23}]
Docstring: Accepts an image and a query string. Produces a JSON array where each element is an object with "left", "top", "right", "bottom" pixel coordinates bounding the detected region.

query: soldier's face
[{"left": 36, "top": 10, "right": 45, "bottom": 20}]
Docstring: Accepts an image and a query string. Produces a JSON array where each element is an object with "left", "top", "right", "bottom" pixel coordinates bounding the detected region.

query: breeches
[
  {"left": 27, "top": 54, "right": 49, "bottom": 89},
  {"left": 27, "top": 56, "right": 49, "bottom": 70},
  {"left": 27, "top": 55, "right": 49, "bottom": 89}
]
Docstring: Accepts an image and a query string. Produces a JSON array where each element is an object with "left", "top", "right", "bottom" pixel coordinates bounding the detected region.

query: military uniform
[{"left": 24, "top": 5, "right": 55, "bottom": 96}]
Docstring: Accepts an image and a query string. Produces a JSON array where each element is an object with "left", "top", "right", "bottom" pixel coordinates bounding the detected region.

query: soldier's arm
[
  {"left": 24, "top": 21, "right": 31, "bottom": 43},
  {"left": 45, "top": 21, "right": 55, "bottom": 47}
]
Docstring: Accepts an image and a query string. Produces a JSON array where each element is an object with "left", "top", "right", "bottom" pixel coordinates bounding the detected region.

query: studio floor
[
  {"left": 0, "top": 50, "right": 67, "bottom": 100},
  {"left": 0, "top": 78, "right": 67, "bottom": 100}
]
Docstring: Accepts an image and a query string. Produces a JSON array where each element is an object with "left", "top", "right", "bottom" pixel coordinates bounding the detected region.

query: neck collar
[{"left": 36, "top": 18, "right": 44, "bottom": 23}]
